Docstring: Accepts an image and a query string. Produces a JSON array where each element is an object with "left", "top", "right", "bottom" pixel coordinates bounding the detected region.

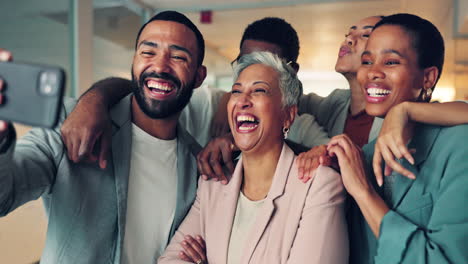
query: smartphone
[{"left": 0, "top": 61, "right": 66, "bottom": 128}]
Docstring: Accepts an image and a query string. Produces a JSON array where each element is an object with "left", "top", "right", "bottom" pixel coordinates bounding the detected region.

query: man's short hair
[
  {"left": 135, "top": 11, "right": 205, "bottom": 66},
  {"left": 240, "top": 17, "right": 300, "bottom": 63}
]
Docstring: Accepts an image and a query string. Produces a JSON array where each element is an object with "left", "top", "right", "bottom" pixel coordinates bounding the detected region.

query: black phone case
[{"left": 0, "top": 62, "right": 65, "bottom": 128}]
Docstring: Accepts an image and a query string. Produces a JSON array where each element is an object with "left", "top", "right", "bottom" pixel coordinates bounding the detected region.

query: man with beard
[{"left": 0, "top": 11, "right": 206, "bottom": 264}]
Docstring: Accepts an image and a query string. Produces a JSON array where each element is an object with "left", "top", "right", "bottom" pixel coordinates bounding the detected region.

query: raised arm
[
  {"left": 373, "top": 101, "right": 468, "bottom": 184},
  {"left": 60, "top": 77, "right": 132, "bottom": 168},
  {"left": 287, "top": 165, "right": 348, "bottom": 264}
]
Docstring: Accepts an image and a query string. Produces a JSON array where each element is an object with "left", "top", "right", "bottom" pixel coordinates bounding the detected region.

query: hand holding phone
[{"left": 0, "top": 50, "right": 65, "bottom": 130}]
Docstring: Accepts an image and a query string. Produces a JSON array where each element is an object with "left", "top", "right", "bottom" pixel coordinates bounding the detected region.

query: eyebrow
[
  {"left": 169, "top": 44, "right": 192, "bottom": 57},
  {"left": 361, "top": 49, "right": 406, "bottom": 58},
  {"left": 253, "top": 81, "right": 270, "bottom": 86},
  {"left": 232, "top": 81, "right": 270, "bottom": 87},
  {"left": 139, "top": 40, "right": 157, "bottom": 48},
  {"left": 138, "top": 41, "right": 193, "bottom": 57}
]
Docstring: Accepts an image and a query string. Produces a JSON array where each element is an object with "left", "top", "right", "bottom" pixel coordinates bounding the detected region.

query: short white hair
[{"left": 232, "top": 51, "right": 302, "bottom": 108}]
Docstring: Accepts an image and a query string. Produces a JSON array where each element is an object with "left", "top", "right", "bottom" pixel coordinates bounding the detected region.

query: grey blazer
[{"left": 0, "top": 95, "right": 200, "bottom": 264}]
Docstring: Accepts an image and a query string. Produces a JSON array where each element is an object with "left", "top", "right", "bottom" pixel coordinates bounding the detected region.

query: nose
[
  {"left": 346, "top": 33, "right": 356, "bottom": 47},
  {"left": 149, "top": 53, "right": 171, "bottom": 74},
  {"left": 236, "top": 93, "right": 253, "bottom": 109},
  {"left": 367, "top": 64, "right": 385, "bottom": 80}
]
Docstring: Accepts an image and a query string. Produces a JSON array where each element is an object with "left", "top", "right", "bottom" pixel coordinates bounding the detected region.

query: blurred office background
[{"left": 0, "top": 0, "right": 467, "bottom": 263}]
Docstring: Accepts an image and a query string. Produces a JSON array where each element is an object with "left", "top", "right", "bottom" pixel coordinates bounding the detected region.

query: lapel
[
  {"left": 241, "top": 144, "right": 295, "bottom": 263},
  {"left": 213, "top": 154, "right": 243, "bottom": 263},
  {"left": 391, "top": 124, "right": 441, "bottom": 209},
  {"left": 109, "top": 95, "right": 133, "bottom": 263},
  {"left": 168, "top": 125, "right": 200, "bottom": 239}
]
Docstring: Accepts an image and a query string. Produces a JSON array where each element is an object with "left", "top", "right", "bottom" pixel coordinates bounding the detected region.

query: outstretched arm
[
  {"left": 60, "top": 77, "right": 132, "bottom": 168},
  {"left": 373, "top": 101, "right": 468, "bottom": 185}
]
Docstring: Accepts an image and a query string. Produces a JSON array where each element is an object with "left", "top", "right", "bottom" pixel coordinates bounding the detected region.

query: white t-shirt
[
  {"left": 227, "top": 192, "right": 266, "bottom": 264},
  {"left": 122, "top": 124, "right": 178, "bottom": 264},
  {"left": 179, "top": 85, "right": 225, "bottom": 147}
]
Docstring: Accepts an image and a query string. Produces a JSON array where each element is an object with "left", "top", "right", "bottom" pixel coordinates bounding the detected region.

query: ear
[
  {"left": 193, "top": 65, "right": 207, "bottom": 89},
  {"left": 423, "top": 66, "right": 438, "bottom": 90},
  {"left": 283, "top": 105, "right": 298, "bottom": 129}
]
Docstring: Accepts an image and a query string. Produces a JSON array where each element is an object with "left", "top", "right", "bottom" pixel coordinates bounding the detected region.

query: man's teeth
[
  {"left": 237, "top": 115, "right": 256, "bottom": 122},
  {"left": 147, "top": 81, "right": 173, "bottom": 91},
  {"left": 367, "top": 88, "right": 391, "bottom": 97}
]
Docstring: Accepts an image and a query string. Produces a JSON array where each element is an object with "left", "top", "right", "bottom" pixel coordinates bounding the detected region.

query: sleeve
[
  {"left": 0, "top": 124, "right": 64, "bottom": 216},
  {"left": 288, "top": 114, "right": 330, "bottom": 148},
  {"left": 299, "top": 89, "right": 348, "bottom": 137},
  {"left": 298, "top": 92, "right": 326, "bottom": 117},
  {"left": 374, "top": 125, "right": 468, "bottom": 264},
  {"left": 158, "top": 178, "right": 205, "bottom": 264},
  {"left": 287, "top": 165, "right": 349, "bottom": 264},
  {"left": 180, "top": 86, "right": 225, "bottom": 146}
]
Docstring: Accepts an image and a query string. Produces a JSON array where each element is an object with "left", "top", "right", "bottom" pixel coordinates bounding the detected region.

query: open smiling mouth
[
  {"left": 367, "top": 88, "right": 391, "bottom": 98},
  {"left": 146, "top": 79, "right": 175, "bottom": 96},
  {"left": 236, "top": 114, "right": 259, "bottom": 132}
]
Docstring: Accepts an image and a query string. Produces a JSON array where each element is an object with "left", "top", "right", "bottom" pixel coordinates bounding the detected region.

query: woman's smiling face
[
  {"left": 228, "top": 63, "right": 292, "bottom": 153},
  {"left": 357, "top": 24, "right": 426, "bottom": 117}
]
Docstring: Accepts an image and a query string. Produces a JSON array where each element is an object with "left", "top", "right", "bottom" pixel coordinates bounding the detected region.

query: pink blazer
[{"left": 158, "top": 144, "right": 349, "bottom": 263}]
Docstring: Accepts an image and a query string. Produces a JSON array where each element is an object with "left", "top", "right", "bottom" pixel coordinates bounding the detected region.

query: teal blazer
[
  {"left": 0, "top": 95, "right": 200, "bottom": 264},
  {"left": 349, "top": 123, "right": 468, "bottom": 264}
]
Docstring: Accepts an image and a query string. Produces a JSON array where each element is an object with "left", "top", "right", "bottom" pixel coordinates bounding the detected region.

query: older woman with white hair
[{"left": 158, "top": 51, "right": 348, "bottom": 264}]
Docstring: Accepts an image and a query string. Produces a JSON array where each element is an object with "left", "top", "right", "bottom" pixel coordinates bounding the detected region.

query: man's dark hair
[
  {"left": 374, "top": 13, "right": 445, "bottom": 84},
  {"left": 134, "top": 11, "right": 205, "bottom": 66},
  {"left": 240, "top": 17, "right": 300, "bottom": 63}
]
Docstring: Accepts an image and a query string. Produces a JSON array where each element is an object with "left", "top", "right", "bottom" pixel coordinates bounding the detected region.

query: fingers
[
  {"left": 78, "top": 132, "right": 97, "bottom": 162},
  {"left": 180, "top": 235, "right": 206, "bottom": 263},
  {"left": 178, "top": 251, "right": 193, "bottom": 262},
  {"left": 398, "top": 143, "right": 415, "bottom": 165},
  {"left": 302, "top": 155, "right": 316, "bottom": 183},
  {"left": 380, "top": 140, "right": 415, "bottom": 179},
  {"left": 0, "top": 120, "right": 10, "bottom": 140},
  {"left": 98, "top": 134, "right": 111, "bottom": 169},
  {"left": 197, "top": 149, "right": 217, "bottom": 181},
  {"left": 220, "top": 145, "right": 234, "bottom": 184},
  {"left": 197, "top": 135, "right": 235, "bottom": 184},
  {"left": 69, "top": 137, "right": 81, "bottom": 163},
  {"left": 373, "top": 147, "right": 384, "bottom": 187},
  {"left": 0, "top": 49, "right": 13, "bottom": 62},
  {"left": 209, "top": 148, "right": 227, "bottom": 183},
  {"left": 296, "top": 153, "right": 306, "bottom": 179},
  {"left": 297, "top": 145, "right": 329, "bottom": 183}
]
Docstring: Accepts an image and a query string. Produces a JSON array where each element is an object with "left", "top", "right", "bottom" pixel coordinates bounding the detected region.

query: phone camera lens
[{"left": 39, "top": 71, "right": 58, "bottom": 96}]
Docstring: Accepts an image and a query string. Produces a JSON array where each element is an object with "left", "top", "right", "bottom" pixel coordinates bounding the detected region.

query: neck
[
  {"left": 346, "top": 74, "right": 366, "bottom": 115},
  {"left": 131, "top": 96, "right": 180, "bottom": 140},
  {"left": 241, "top": 141, "right": 283, "bottom": 201}
]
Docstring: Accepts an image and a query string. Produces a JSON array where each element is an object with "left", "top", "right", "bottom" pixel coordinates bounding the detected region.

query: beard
[{"left": 131, "top": 69, "right": 195, "bottom": 119}]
